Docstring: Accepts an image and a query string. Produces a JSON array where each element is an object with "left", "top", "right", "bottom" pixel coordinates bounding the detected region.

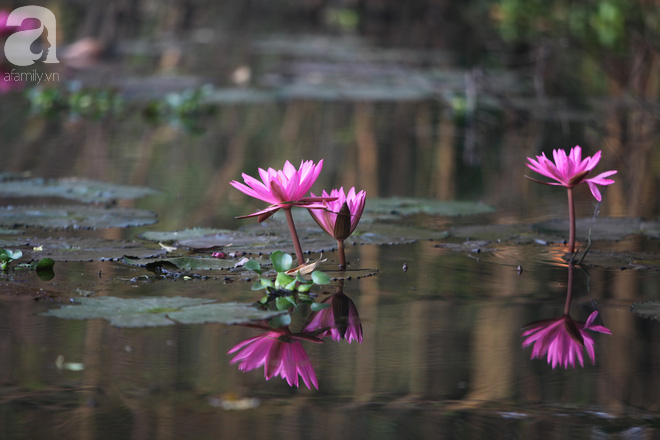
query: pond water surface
[{"left": 1, "top": 3, "right": 660, "bottom": 439}]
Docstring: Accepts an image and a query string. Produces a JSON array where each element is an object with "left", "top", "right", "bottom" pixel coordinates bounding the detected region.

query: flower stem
[
  {"left": 567, "top": 187, "right": 576, "bottom": 257},
  {"left": 337, "top": 238, "right": 346, "bottom": 270},
  {"left": 284, "top": 208, "right": 305, "bottom": 264}
]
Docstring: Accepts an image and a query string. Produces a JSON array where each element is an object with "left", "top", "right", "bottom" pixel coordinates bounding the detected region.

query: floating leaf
[
  {"left": 43, "top": 297, "right": 286, "bottom": 327},
  {"left": 0, "top": 205, "right": 157, "bottom": 229},
  {"left": 166, "top": 302, "right": 286, "bottom": 325},
  {"left": 122, "top": 256, "right": 242, "bottom": 271},
  {"left": 364, "top": 198, "right": 495, "bottom": 218},
  {"left": 271, "top": 251, "right": 293, "bottom": 273},
  {"left": 244, "top": 260, "right": 261, "bottom": 274},
  {"left": 311, "top": 270, "right": 331, "bottom": 285},
  {"left": 631, "top": 300, "right": 660, "bottom": 321},
  {"left": 140, "top": 228, "right": 234, "bottom": 244},
  {"left": 0, "top": 237, "right": 166, "bottom": 262},
  {"left": 534, "top": 218, "right": 660, "bottom": 241},
  {"left": 43, "top": 297, "right": 216, "bottom": 327},
  {"left": 0, "top": 177, "right": 158, "bottom": 203},
  {"left": 35, "top": 258, "right": 55, "bottom": 271}
]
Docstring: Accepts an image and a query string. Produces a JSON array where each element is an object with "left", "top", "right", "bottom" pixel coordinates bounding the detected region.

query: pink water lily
[
  {"left": 308, "top": 187, "right": 366, "bottom": 268},
  {"left": 303, "top": 291, "right": 363, "bottom": 343},
  {"left": 231, "top": 159, "right": 331, "bottom": 222},
  {"left": 522, "top": 311, "right": 611, "bottom": 369},
  {"left": 526, "top": 145, "right": 617, "bottom": 202},
  {"left": 231, "top": 159, "right": 335, "bottom": 263},
  {"left": 228, "top": 328, "right": 320, "bottom": 390},
  {"left": 526, "top": 146, "right": 617, "bottom": 257}
]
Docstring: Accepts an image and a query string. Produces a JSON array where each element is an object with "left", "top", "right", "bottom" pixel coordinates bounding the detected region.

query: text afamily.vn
[{"left": 4, "top": 69, "right": 60, "bottom": 84}]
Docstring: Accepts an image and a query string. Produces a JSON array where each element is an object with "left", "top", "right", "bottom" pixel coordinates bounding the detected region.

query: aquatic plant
[
  {"left": 308, "top": 187, "right": 366, "bottom": 269},
  {"left": 231, "top": 160, "right": 335, "bottom": 263},
  {"left": 0, "top": 248, "right": 22, "bottom": 271},
  {"left": 246, "top": 251, "right": 331, "bottom": 312},
  {"left": 522, "top": 311, "right": 611, "bottom": 369},
  {"left": 303, "top": 284, "right": 362, "bottom": 343},
  {"left": 228, "top": 327, "right": 320, "bottom": 389},
  {"left": 526, "top": 145, "right": 616, "bottom": 256}
]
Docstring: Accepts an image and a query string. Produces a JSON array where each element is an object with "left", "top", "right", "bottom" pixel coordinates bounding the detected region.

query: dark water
[{"left": 1, "top": 1, "right": 660, "bottom": 439}]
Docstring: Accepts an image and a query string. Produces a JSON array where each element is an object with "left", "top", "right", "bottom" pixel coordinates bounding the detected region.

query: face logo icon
[{"left": 4, "top": 6, "right": 59, "bottom": 66}]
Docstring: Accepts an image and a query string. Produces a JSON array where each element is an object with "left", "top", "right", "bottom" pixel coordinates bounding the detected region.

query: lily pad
[
  {"left": 534, "top": 218, "right": 660, "bottom": 241},
  {"left": 43, "top": 297, "right": 286, "bottom": 327},
  {"left": 0, "top": 205, "right": 157, "bottom": 229},
  {"left": 140, "top": 228, "right": 235, "bottom": 245},
  {"left": 167, "top": 302, "right": 286, "bottom": 325},
  {"left": 0, "top": 237, "right": 167, "bottom": 262},
  {"left": 631, "top": 300, "right": 660, "bottom": 321},
  {"left": 364, "top": 198, "right": 495, "bottom": 218},
  {"left": 0, "top": 177, "right": 158, "bottom": 203},
  {"left": 123, "top": 256, "right": 243, "bottom": 271}
]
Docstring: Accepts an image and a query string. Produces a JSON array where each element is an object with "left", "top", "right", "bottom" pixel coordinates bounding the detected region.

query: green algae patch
[{"left": 43, "top": 296, "right": 286, "bottom": 327}]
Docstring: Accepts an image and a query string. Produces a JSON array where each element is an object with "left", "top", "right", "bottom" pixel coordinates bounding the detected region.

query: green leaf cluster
[
  {"left": 245, "top": 251, "right": 331, "bottom": 311},
  {"left": 0, "top": 248, "right": 22, "bottom": 271}
]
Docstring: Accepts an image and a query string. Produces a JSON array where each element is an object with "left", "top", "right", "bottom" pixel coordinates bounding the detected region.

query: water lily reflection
[
  {"left": 522, "top": 311, "right": 611, "bottom": 369},
  {"left": 522, "top": 263, "right": 611, "bottom": 369},
  {"left": 228, "top": 326, "right": 321, "bottom": 390},
  {"left": 303, "top": 287, "right": 363, "bottom": 343}
]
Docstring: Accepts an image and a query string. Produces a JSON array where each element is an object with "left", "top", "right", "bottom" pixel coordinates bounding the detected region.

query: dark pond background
[{"left": 1, "top": 1, "right": 660, "bottom": 439}]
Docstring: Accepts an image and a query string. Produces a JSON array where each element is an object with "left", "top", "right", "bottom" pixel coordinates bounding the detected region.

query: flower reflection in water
[
  {"left": 522, "top": 264, "right": 611, "bottom": 369},
  {"left": 522, "top": 311, "right": 611, "bottom": 369},
  {"left": 228, "top": 326, "right": 321, "bottom": 390},
  {"left": 303, "top": 282, "right": 363, "bottom": 343}
]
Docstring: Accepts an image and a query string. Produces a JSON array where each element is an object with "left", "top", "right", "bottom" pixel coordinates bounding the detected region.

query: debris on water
[{"left": 55, "top": 355, "right": 85, "bottom": 372}]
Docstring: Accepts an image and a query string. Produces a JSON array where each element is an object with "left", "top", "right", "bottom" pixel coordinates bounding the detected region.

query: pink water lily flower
[
  {"left": 228, "top": 328, "right": 319, "bottom": 390},
  {"left": 303, "top": 292, "right": 363, "bottom": 343},
  {"left": 309, "top": 187, "right": 366, "bottom": 240},
  {"left": 522, "top": 311, "right": 611, "bottom": 369},
  {"left": 526, "top": 145, "right": 617, "bottom": 202},
  {"left": 231, "top": 159, "right": 332, "bottom": 222},
  {"left": 308, "top": 187, "right": 366, "bottom": 268}
]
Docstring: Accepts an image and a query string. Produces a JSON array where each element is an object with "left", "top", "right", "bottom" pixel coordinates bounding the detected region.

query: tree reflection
[{"left": 522, "top": 264, "right": 611, "bottom": 369}]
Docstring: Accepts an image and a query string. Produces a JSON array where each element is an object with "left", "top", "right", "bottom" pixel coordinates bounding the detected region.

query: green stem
[
  {"left": 567, "top": 187, "right": 576, "bottom": 257},
  {"left": 337, "top": 239, "right": 346, "bottom": 270},
  {"left": 284, "top": 208, "right": 305, "bottom": 264}
]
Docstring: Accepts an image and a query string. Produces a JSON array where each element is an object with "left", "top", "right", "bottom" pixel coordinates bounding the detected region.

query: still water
[{"left": 1, "top": 1, "right": 660, "bottom": 439}]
